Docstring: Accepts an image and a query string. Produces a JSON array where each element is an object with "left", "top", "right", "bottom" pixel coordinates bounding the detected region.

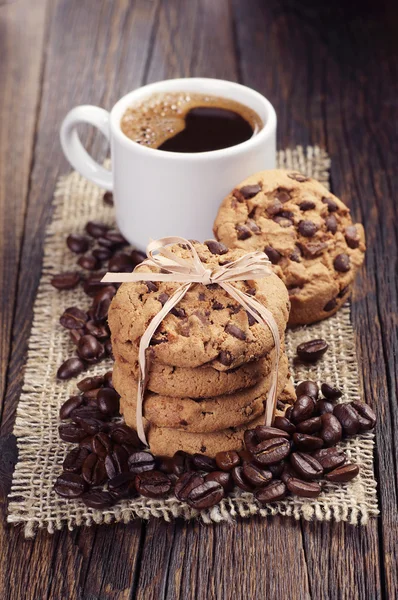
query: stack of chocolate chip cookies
[{"left": 108, "top": 241, "right": 294, "bottom": 457}]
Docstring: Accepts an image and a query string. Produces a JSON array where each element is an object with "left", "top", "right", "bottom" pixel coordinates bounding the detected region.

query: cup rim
[{"left": 110, "top": 77, "right": 276, "bottom": 161}]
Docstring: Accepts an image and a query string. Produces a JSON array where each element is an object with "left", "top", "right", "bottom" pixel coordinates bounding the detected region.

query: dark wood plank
[
  {"left": 233, "top": 0, "right": 398, "bottom": 598},
  {"left": 0, "top": 0, "right": 49, "bottom": 419}
]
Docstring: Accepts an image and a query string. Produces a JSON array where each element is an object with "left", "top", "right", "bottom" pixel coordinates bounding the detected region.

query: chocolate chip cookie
[
  {"left": 108, "top": 241, "right": 289, "bottom": 370},
  {"left": 117, "top": 354, "right": 289, "bottom": 433},
  {"left": 213, "top": 170, "right": 366, "bottom": 325}
]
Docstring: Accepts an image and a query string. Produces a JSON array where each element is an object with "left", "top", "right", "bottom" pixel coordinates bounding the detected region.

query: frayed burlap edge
[{"left": 7, "top": 146, "right": 379, "bottom": 538}]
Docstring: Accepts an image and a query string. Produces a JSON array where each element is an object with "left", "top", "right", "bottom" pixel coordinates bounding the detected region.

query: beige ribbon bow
[{"left": 102, "top": 237, "right": 281, "bottom": 446}]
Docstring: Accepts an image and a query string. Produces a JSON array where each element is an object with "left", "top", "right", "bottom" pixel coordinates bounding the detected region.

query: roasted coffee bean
[
  {"left": 83, "top": 388, "right": 102, "bottom": 401},
  {"left": 204, "top": 240, "right": 228, "bottom": 255},
  {"left": 175, "top": 471, "right": 204, "bottom": 501},
  {"left": 296, "top": 339, "right": 328, "bottom": 362},
  {"left": 287, "top": 478, "right": 321, "bottom": 498},
  {"left": 108, "top": 472, "right": 137, "bottom": 499},
  {"left": 171, "top": 451, "right": 193, "bottom": 476},
  {"left": 80, "top": 436, "right": 94, "bottom": 451},
  {"left": 91, "top": 432, "right": 112, "bottom": 458},
  {"left": 291, "top": 395, "right": 315, "bottom": 424},
  {"left": 255, "top": 425, "right": 290, "bottom": 441},
  {"left": 326, "top": 463, "right": 359, "bottom": 483},
  {"left": 333, "top": 403, "right": 360, "bottom": 435},
  {"left": 298, "top": 220, "right": 317, "bottom": 237},
  {"left": 97, "top": 388, "right": 120, "bottom": 417},
  {"left": 192, "top": 454, "right": 217, "bottom": 472},
  {"left": 85, "top": 221, "right": 109, "bottom": 238},
  {"left": 71, "top": 406, "right": 106, "bottom": 421},
  {"left": 104, "top": 370, "right": 114, "bottom": 389},
  {"left": 82, "top": 490, "right": 115, "bottom": 509},
  {"left": 103, "top": 191, "right": 114, "bottom": 206},
  {"left": 128, "top": 451, "right": 155, "bottom": 474},
  {"left": 285, "top": 406, "right": 293, "bottom": 421},
  {"left": 156, "top": 456, "right": 175, "bottom": 474},
  {"left": 54, "top": 472, "right": 87, "bottom": 498},
  {"left": 268, "top": 461, "right": 285, "bottom": 478},
  {"left": 82, "top": 453, "right": 107, "bottom": 486},
  {"left": 238, "top": 449, "right": 253, "bottom": 464},
  {"left": 296, "top": 416, "right": 322, "bottom": 434},
  {"left": 130, "top": 249, "right": 146, "bottom": 265},
  {"left": 59, "top": 395, "right": 85, "bottom": 420},
  {"left": 58, "top": 423, "right": 87, "bottom": 443},
  {"left": 105, "top": 340, "right": 114, "bottom": 359},
  {"left": 321, "top": 382, "right": 342, "bottom": 400},
  {"left": 215, "top": 450, "right": 240, "bottom": 472},
  {"left": 84, "top": 321, "right": 109, "bottom": 339},
  {"left": 351, "top": 401, "right": 376, "bottom": 430},
  {"left": 317, "top": 399, "right": 334, "bottom": 415},
  {"left": 345, "top": 225, "right": 360, "bottom": 249},
  {"left": 77, "top": 375, "right": 105, "bottom": 392},
  {"left": 57, "top": 357, "right": 86, "bottom": 380},
  {"left": 255, "top": 480, "right": 287, "bottom": 503},
  {"left": 83, "top": 272, "right": 109, "bottom": 296},
  {"left": 243, "top": 429, "right": 258, "bottom": 452},
  {"left": 187, "top": 480, "right": 224, "bottom": 509},
  {"left": 242, "top": 463, "right": 272, "bottom": 487},
  {"left": 67, "top": 233, "right": 90, "bottom": 254},
  {"left": 333, "top": 253, "right": 350, "bottom": 272},
  {"left": 295, "top": 380, "right": 319, "bottom": 400},
  {"left": 205, "top": 471, "right": 233, "bottom": 492},
  {"left": 322, "top": 196, "right": 338, "bottom": 212},
  {"left": 136, "top": 471, "right": 172, "bottom": 498},
  {"left": 225, "top": 324, "right": 246, "bottom": 340},
  {"left": 281, "top": 464, "right": 297, "bottom": 484},
  {"left": 312, "top": 448, "right": 346, "bottom": 472},
  {"left": 273, "top": 416, "right": 296, "bottom": 435},
  {"left": 69, "top": 329, "right": 84, "bottom": 345},
  {"left": 104, "top": 230, "right": 128, "bottom": 246},
  {"left": 63, "top": 447, "right": 90, "bottom": 474},
  {"left": 290, "top": 452, "right": 323, "bottom": 480},
  {"left": 109, "top": 253, "right": 133, "bottom": 272},
  {"left": 325, "top": 214, "right": 338, "bottom": 233},
  {"left": 251, "top": 438, "right": 290, "bottom": 466},
  {"left": 93, "top": 247, "right": 113, "bottom": 261},
  {"left": 292, "top": 433, "right": 324, "bottom": 451},
  {"left": 72, "top": 415, "right": 103, "bottom": 436},
  {"left": 51, "top": 271, "right": 81, "bottom": 290},
  {"left": 60, "top": 306, "right": 88, "bottom": 329},
  {"left": 264, "top": 246, "right": 282, "bottom": 265},
  {"left": 105, "top": 445, "right": 128, "bottom": 478},
  {"left": 111, "top": 424, "right": 142, "bottom": 447},
  {"left": 320, "top": 413, "right": 342, "bottom": 446},
  {"left": 77, "top": 335, "right": 104, "bottom": 363},
  {"left": 78, "top": 254, "right": 100, "bottom": 271},
  {"left": 231, "top": 466, "right": 254, "bottom": 491}
]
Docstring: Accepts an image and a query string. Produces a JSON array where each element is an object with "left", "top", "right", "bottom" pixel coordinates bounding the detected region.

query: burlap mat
[{"left": 7, "top": 146, "right": 378, "bottom": 538}]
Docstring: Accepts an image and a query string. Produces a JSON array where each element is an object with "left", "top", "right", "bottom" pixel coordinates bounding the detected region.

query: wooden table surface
[{"left": 0, "top": 1, "right": 397, "bottom": 598}]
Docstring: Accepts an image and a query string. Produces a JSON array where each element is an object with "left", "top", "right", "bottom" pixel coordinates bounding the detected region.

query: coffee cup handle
[{"left": 60, "top": 106, "right": 113, "bottom": 191}]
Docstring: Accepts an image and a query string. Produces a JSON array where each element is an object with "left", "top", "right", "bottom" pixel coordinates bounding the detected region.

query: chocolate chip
[
  {"left": 238, "top": 184, "right": 262, "bottom": 199},
  {"left": 338, "top": 286, "right": 350, "bottom": 298},
  {"left": 275, "top": 188, "right": 291, "bottom": 203},
  {"left": 67, "top": 234, "right": 90, "bottom": 254},
  {"left": 266, "top": 200, "right": 283, "bottom": 216},
  {"left": 334, "top": 253, "right": 351, "bottom": 272},
  {"left": 60, "top": 307, "right": 88, "bottom": 329},
  {"left": 287, "top": 172, "right": 309, "bottom": 183},
  {"left": 225, "top": 323, "right": 246, "bottom": 340},
  {"left": 247, "top": 311, "right": 257, "bottom": 326},
  {"left": 212, "top": 301, "right": 224, "bottom": 310},
  {"left": 273, "top": 211, "right": 294, "bottom": 227},
  {"left": 204, "top": 240, "right": 228, "bottom": 255},
  {"left": 290, "top": 247, "right": 302, "bottom": 262},
  {"left": 236, "top": 224, "right": 252, "bottom": 240},
  {"left": 57, "top": 357, "right": 86, "bottom": 380},
  {"left": 246, "top": 219, "right": 260, "bottom": 233},
  {"left": 298, "top": 220, "right": 317, "bottom": 237},
  {"left": 218, "top": 350, "right": 233, "bottom": 366},
  {"left": 299, "top": 200, "right": 316, "bottom": 211},
  {"left": 143, "top": 281, "right": 157, "bottom": 293},
  {"left": 323, "top": 298, "right": 337, "bottom": 312},
  {"left": 298, "top": 241, "right": 328, "bottom": 258},
  {"left": 50, "top": 272, "right": 81, "bottom": 290},
  {"left": 158, "top": 293, "right": 169, "bottom": 305},
  {"left": 345, "top": 225, "right": 360, "bottom": 248},
  {"left": 322, "top": 197, "right": 338, "bottom": 212},
  {"left": 264, "top": 246, "right": 282, "bottom": 265},
  {"left": 325, "top": 214, "right": 338, "bottom": 233}
]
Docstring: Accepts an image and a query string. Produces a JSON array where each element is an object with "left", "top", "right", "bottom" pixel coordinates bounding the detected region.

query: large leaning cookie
[
  {"left": 213, "top": 170, "right": 366, "bottom": 325},
  {"left": 108, "top": 241, "right": 289, "bottom": 370},
  {"left": 118, "top": 354, "right": 289, "bottom": 433},
  {"left": 113, "top": 344, "right": 281, "bottom": 398}
]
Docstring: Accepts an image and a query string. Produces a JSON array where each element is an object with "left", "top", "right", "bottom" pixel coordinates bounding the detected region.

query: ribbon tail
[
  {"left": 136, "top": 282, "right": 192, "bottom": 446},
  {"left": 219, "top": 283, "right": 281, "bottom": 427}
]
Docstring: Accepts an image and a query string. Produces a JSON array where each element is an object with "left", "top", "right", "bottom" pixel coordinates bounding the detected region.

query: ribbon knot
[{"left": 102, "top": 236, "right": 281, "bottom": 446}]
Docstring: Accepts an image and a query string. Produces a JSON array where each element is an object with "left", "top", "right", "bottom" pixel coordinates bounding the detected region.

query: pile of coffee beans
[
  {"left": 55, "top": 374, "right": 376, "bottom": 510},
  {"left": 50, "top": 194, "right": 146, "bottom": 379}
]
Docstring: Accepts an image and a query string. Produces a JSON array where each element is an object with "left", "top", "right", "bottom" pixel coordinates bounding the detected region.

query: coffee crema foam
[{"left": 120, "top": 92, "right": 264, "bottom": 150}]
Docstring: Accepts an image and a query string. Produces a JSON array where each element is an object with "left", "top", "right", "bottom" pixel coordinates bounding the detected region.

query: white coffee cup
[{"left": 60, "top": 78, "right": 276, "bottom": 249}]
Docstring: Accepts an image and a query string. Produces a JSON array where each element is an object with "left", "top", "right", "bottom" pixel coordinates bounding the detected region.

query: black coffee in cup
[{"left": 120, "top": 93, "right": 263, "bottom": 153}]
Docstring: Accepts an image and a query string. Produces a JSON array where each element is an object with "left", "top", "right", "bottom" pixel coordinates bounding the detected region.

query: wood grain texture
[{"left": 0, "top": 0, "right": 397, "bottom": 598}]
